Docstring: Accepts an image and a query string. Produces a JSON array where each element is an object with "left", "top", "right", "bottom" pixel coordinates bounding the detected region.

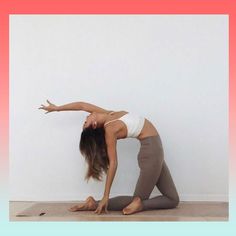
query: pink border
[{"left": 0, "top": 0, "right": 235, "bottom": 176}]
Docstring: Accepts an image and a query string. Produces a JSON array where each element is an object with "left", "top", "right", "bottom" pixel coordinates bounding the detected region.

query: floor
[{"left": 9, "top": 201, "right": 228, "bottom": 222}]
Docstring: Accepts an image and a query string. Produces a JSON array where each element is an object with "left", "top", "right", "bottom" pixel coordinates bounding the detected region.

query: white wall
[{"left": 9, "top": 15, "right": 228, "bottom": 201}]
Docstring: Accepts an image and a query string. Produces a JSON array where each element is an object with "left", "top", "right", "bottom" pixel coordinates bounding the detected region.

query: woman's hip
[{"left": 137, "top": 134, "right": 164, "bottom": 168}]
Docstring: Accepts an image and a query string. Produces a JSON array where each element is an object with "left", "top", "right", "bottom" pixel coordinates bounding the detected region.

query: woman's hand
[
  {"left": 94, "top": 196, "right": 109, "bottom": 214},
  {"left": 38, "top": 99, "right": 58, "bottom": 114}
]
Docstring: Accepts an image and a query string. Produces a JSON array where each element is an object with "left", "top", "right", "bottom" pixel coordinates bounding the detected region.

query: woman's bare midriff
[
  {"left": 137, "top": 118, "right": 159, "bottom": 140},
  {"left": 104, "top": 111, "right": 159, "bottom": 141}
]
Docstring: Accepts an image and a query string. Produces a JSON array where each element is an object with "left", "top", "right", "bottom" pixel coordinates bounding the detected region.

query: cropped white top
[{"left": 104, "top": 111, "right": 145, "bottom": 138}]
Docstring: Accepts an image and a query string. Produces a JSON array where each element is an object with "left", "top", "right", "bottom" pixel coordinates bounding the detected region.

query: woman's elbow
[{"left": 109, "top": 160, "right": 118, "bottom": 168}]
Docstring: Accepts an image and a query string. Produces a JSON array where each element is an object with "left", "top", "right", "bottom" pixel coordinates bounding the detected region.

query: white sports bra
[{"left": 104, "top": 111, "right": 145, "bottom": 138}]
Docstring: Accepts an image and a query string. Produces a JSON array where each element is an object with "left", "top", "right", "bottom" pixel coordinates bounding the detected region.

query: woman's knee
[{"left": 170, "top": 194, "right": 180, "bottom": 208}]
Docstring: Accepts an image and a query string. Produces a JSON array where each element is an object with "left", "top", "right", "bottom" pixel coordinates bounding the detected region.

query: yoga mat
[{"left": 15, "top": 201, "right": 228, "bottom": 219}]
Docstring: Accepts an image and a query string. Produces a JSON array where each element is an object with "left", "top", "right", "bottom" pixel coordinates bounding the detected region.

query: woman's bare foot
[
  {"left": 69, "top": 196, "right": 97, "bottom": 212},
  {"left": 122, "top": 196, "right": 143, "bottom": 215}
]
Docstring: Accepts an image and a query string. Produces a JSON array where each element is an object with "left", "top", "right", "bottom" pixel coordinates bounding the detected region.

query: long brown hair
[{"left": 79, "top": 125, "right": 109, "bottom": 182}]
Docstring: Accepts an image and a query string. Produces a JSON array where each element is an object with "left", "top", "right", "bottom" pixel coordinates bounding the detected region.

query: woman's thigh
[
  {"left": 133, "top": 164, "right": 163, "bottom": 200},
  {"left": 133, "top": 137, "right": 164, "bottom": 200}
]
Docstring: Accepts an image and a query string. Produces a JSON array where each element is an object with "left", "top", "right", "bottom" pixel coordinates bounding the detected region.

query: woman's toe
[
  {"left": 69, "top": 206, "right": 78, "bottom": 212},
  {"left": 122, "top": 207, "right": 130, "bottom": 215}
]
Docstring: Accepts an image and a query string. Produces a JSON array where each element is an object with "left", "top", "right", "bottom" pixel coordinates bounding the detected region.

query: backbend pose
[{"left": 39, "top": 100, "right": 179, "bottom": 215}]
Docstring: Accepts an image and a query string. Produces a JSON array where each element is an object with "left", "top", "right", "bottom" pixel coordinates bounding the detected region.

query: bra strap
[{"left": 104, "top": 119, "right": 119, "bottom": 126}]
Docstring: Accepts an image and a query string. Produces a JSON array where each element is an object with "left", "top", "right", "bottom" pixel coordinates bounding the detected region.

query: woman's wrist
[
  {"left": 55, "top": 106, "right": 60, "bottom": 112},
  {"left": 54, "top": 102, "right": 83, "bottom": 112},
  {"left": 103, "top": 194, "right": 109, "bottom": 200}
]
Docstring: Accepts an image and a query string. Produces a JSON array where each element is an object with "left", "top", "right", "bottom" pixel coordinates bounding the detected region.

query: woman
[{"left": 39, "top": 100, "right": 180, "bottom": 215}]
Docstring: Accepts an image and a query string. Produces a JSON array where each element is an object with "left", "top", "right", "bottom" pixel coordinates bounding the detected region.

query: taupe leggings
[{"left": 97, "top": 134, "right": 180, "bottom": 211}]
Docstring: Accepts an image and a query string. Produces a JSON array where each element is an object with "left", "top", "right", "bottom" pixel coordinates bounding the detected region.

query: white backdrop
[{"left": 9, "top": 15, "right": 228, "bottom": 201}]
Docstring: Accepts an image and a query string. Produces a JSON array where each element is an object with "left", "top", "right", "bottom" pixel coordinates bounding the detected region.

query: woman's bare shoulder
[{"left": 104, "top": 110, "right": 127, "bottom": 135}]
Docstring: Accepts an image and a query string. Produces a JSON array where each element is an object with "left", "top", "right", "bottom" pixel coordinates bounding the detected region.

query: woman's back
[{"left": 104, "top": 111, "right": 159, "bottom": 140}]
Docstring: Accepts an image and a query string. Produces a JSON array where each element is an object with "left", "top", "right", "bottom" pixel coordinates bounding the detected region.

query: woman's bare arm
[
  {"left": 103, "top": 129, "right": 118, "bottom": 198},
  {"left": 56, "top": 101, "right": 84, "bottom": 111},
  {"left": 74, "top": 101, "right": 113, "bottom": 114},
  {"left": 94, "top": 131, "right": 118, "bottom": 214},
  {"left": 57, "top": 101, "right": 113, "bottom": 113},
  {"left": 39, "top": 100, "right": 113, "bottom": 114}
]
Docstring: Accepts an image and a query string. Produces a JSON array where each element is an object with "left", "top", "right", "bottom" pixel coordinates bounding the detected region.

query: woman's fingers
[
  {"left": 94, "top": 207, "right": 99, "bottom": 213},
  {"left": 38, "top": 106, "right": 47, "bottom": 111},
  {"left": 38, "top": 105, "right": 50, "bottom": 113},
  {"left": 38, "top": 100, "right": 54, "bottom": 113},
  {"left": 38, "top": 100, "right": 51, "bottom": 109},
  {"left": 94, "top": 206, "right": 101, "bottom": 214},
  {"left": 38, "top": 104, "right": 46, "bottom": 109},
  {"left": 105, "top": 206, "right": 108, "bottom": 213},
  {"left": 94, "top": 205, "right": 108, "bottom": 214}
]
